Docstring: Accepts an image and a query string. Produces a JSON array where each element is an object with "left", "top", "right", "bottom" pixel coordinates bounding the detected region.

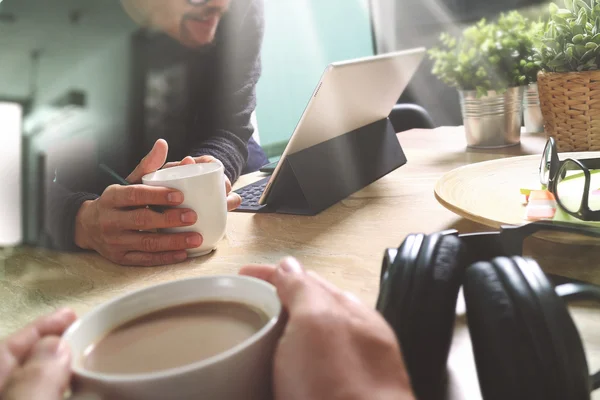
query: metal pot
[
  {"left": 458, "top": 86, "right": 524, "bottom": 148},
  {"left": 523, "top": 83, "right": 544, "bottom": 133}
]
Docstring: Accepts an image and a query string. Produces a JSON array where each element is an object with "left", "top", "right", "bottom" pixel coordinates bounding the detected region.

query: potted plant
[
  {"left": 429, "top": 11, "right": 540, "bottom": 148},
  {"left": 534, "top": 0, "right": 600, "bottom": 151}
]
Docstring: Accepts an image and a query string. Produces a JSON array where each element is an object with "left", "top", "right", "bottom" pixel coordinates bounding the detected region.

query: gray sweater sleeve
[
  {"left": 45, "top": 179, "right": 99, "bottom": 251},
  {"left": 189, "top": 0, "right": 265, "bottom": 184}
]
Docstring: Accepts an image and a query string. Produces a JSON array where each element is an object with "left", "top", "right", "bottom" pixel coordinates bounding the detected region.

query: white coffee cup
[
  {"left": 142, "top": 162, "right": 227, "bottom": 257},
  {"left": 63, "top": 275, "right": 282, "bottom": 400}
]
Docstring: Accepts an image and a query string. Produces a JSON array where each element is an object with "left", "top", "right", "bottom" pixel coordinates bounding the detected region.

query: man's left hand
[
  {"left": 0, "top": 308, "right": 77, "bottom": 400},
  {"left": 164, "top": 155, "right": 242, "bottom": 211}
]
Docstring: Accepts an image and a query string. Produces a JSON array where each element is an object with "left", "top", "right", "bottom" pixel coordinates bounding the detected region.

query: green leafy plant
[
  {"left": 534, "top": 0, "right": 600, "bottom": 72},
  {"left": 429, "top": 11, "right": 542, "bottom": 97}
]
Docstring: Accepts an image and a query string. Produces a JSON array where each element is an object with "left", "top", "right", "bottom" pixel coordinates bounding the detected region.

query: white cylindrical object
[
  {"left": 142, "top": 162, "right": 228, "bottom": 257},
  {"left": 63, "top": 275, "right": 282, "bottom": 400},
  {"left": 0, "top": 102, "right": 22, "bottom": 247}
]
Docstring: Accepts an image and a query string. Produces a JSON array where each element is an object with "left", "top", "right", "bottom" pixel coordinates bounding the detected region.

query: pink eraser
[{"left": 525, "top": 206, "right": 556, "bottom": 220}]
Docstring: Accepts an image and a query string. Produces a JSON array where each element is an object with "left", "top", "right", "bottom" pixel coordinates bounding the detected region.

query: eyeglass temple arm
[
  {"left": 555, "top": 283, "right": 600, "bottom": 390},
  {"left": 578, "top": 158, "right": 600, "bottom": 171}
]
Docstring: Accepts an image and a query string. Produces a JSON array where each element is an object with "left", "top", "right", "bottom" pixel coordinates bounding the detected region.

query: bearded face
[{"left": 121, "top": 0, "right": 232, "bottom": 48}]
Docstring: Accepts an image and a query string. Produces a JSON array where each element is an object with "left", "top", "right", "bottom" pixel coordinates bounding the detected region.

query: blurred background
[{"left": 0, "top": 0, "right": 549, "bottom": 248}]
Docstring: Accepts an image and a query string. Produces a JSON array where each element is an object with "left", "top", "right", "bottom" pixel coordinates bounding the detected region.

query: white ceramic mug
[
  {"left": 142, "top": 162, "right": 227, "bottom": 257},
  {"left": 63, "top": 275, "right": 282, "bottom": 400}
]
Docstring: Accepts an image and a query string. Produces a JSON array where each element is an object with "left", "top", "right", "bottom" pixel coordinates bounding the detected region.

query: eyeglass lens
[
  {"left": 556, "top": 160, "right": 585, "bottom": 213},
  {"left": 587, "top": 169, "right": 600, "bottom": 212}
]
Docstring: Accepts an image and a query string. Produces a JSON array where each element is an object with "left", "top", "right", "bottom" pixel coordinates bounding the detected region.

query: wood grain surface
[
  {"left": 2, "top": 127, "right": 599, "bottom": 400},
  {"left": 435, "top": 150, "right": 600, "bottom": 246}
]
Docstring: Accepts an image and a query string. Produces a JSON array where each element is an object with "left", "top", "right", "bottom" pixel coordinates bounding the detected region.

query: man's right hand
[
  {"left": 240, "top": 258, "right": 416, "bottom": 400},
  {"left": 74, "top": 139, "right": 203, "bottom": 267}
]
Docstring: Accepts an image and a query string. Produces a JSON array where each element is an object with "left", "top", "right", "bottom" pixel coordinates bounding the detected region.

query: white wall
[
  {"left": 29, "top": 34, "right": 134, "bottom": 148},
  {"left": 0, "top": 0, "right": 136, "bottom": 99},
  {"left": 0, "top": 102, "right": 22, "bottom": 246}
]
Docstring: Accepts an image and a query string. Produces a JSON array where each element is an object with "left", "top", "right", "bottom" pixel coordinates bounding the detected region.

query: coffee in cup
[
  {"left": 63, "top": 276, "right": 282, "bottom": 400},
  {"left": 83, "top": 300, "right": 270, "bottom": 375}
]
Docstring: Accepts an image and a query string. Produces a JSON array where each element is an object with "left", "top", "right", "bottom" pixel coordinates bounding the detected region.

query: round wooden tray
[{"left": 434, "top": 151, "right": 600, "bottom": 245}]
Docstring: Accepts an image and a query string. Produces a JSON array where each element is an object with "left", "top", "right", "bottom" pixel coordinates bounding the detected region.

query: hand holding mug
[
  {"left": 163, "top": 155, "right": 241, "bottom": 212},
  {"left": 240, "top": 258, "right": 416, "bottom": 400},
  {"left": 0, "top": 258, "right": 415, "bottom": 400},
  {"left": 74, "top": 140, "right": 202, "bottom": 266},
  {"left": 0, "top": 308, "right": 77, "bottom": 400},
  {"left": 142, "top": 156, "right": 230, "bottom": 257},
  {"left": 74, "top": 140, "right": 238, "bottom": 266}
]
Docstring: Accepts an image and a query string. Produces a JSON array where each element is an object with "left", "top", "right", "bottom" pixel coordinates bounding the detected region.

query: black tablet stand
[{"left": 241, "top": 117, "right": 406, "bottom": 216}]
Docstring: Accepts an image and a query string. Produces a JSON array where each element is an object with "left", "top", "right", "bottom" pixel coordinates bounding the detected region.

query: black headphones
[{"left": 376, "top": 220, "right": 600, "bottom": 400}]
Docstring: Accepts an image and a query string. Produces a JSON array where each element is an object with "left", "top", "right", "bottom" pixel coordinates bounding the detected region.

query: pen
[{"left": 99, "top": 163, "right": 165, "bottom": 213}]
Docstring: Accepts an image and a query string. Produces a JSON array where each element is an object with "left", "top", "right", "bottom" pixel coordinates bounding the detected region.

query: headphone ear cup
[
  {"left": 400, "top": 234, "right": 466, "bottom": 400},
  {"left": 463, "top": 256, "right": 585, "bottom": 400},
  {"left": 463, "top": 257, "right": 542, "bottom": 400},
  {"left": 377, "top": 233, "right": 425, "bottom": 340}
]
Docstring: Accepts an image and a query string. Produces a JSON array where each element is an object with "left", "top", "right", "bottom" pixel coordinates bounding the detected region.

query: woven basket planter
[{"left": 537, "top": 70, "right": 600, "bottom": 152}]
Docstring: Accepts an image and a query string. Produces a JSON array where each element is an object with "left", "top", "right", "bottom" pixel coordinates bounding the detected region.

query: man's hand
[
  {"left": 163, "top": 155, "right": 242, "bottom": 211},
  {"left": 0, "top": 308, "right": 77, "bottom": 400},
  {"left": 74, "top": 139, "right": 203, "bottom": 267},
  {"left": 239, "top": 258, "right": 416, "bottom": 400}
]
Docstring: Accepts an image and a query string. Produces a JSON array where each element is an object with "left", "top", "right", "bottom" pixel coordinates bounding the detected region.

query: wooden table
[{"left": 1, "top": 126, "right": 599, "bottom": 399}]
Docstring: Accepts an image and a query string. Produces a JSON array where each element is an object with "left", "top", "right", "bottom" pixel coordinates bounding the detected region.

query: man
[{"left": 46, "top": 0, "right": 268, "bottom": 266}]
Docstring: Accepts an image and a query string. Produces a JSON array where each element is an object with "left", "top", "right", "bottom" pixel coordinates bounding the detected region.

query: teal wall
[{"left": 255, "top": 0, "right": 374, "bottom": 155}]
